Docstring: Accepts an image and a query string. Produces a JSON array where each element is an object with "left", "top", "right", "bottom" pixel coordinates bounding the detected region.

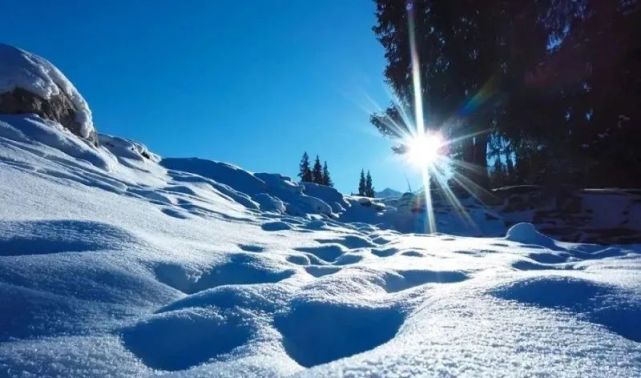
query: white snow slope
[{"left": 1, "top": 114, "right": 641, "bottom": 378}]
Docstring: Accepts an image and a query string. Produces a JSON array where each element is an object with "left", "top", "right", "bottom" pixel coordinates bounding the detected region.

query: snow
[
  {"left": 1, "top": 113, "right": 641, "bottom": 376},
  {"left": 0, "top": 44, "right": 94, "bottom": 139},
  {"left": 505, "top": 222, "right": 558, "bottom": 248}
]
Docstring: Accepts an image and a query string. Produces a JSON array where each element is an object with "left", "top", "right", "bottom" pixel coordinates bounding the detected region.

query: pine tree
[
  {"left": 312, "top": 155, "right": 323, "bottom": 184},
  {"left": 298, "top": 152, "right": 312, "bottom": 183},
  {"left": 358, "top": 169, "right": 366, "bottom": 196},
  {"left": 322, "top": 161, "right": 333, "bottom": 187},
  {"left": 365, "top": 171, "right": 374, "bottom": 197}
]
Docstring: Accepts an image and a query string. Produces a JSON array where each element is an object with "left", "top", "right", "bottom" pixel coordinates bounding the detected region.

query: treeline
[
  {"left": 371, "top": 0, "right": 641, "bottom": 188},
  {"left": 298, "top": 152, "right": 333, "bottom": 187}
]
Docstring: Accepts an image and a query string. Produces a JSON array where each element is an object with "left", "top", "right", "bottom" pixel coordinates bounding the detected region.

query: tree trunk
[{"left": 472, "top": 133, "right": 490, "bottom": 188}]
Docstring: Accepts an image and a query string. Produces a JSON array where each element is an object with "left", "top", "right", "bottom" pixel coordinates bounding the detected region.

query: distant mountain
[{"left": 376, "top": 187, "right": 403, "bottom": 199}]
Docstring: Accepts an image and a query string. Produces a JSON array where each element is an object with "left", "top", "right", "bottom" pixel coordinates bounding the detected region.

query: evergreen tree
[
  {"left": 312, "top": 155, "right": 323, "bottom": 184},
  {"left": 358, "top": 169, "right": 366, "bottom": 196},
  {"left": 298, "top": 152, "right": 313, "bottom": 183},
  {"left": 371, "top": 0, "right": 516, "bottom": 186},
  {"left": 322, "top": 161, "right": 333, "bottom": 187},
  {"left": 372, "top": 0, "right": 641, "bottom": 187},
  {"left": 365, "top": 171, "right": 375, "bottom": 197}
]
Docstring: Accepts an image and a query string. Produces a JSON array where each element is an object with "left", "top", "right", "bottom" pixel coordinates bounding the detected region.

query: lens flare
[
  {"left": 359, "top": 0, "right": 497, "bottom": 234},
  {"left": 406, "top": 132, "right": 444, "bottom": 168}
]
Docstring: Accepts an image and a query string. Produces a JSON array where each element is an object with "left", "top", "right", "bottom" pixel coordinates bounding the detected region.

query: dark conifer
[
  {"left": 365, "top": 171, "right": 374, "bottom": 197},
  {"left": 358, "top": 169, "right": 366, "bottom": 196},
  {"left": 298, "top": 152, "right": 313, "bottom": 183},
  {"left": 312, "top": 155, "right": 323, "bottom": 184},
  {"left": 322, "top": 161, "right": 333, "bottom": 187}
]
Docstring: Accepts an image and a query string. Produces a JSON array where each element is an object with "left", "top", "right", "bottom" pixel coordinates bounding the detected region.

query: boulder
[{"left": 0, "top": 43, "right": 96, "bottom": 144}]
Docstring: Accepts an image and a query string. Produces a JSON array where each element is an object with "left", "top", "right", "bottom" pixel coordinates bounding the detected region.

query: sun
[{"left": 405, "top": 132, "right": 444, "bottom": 168}]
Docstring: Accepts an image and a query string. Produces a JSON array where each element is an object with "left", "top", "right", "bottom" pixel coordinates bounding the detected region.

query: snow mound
[
  {"left": 0, "top": 44, "right": 94, "bottom": 141},
  {"left": 154, "top": 254, "right": 295, "bottom": 294},
  {"left": 494, "top": 276, "right": 641, "bottom": 342},
  {"left": 505, "top": 222, "right": 557, "bottom": 248},
  {"left": 0, "top": 114, "right": 112, "bottom": 170},
  {"left": 99, "top": 134, "right": 160, "bottom": 163},
  {"left": 302, "top": 182, "right": 349, "bottom": 213}
]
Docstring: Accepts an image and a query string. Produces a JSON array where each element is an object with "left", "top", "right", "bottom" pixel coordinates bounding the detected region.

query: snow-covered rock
[{"left": 0, "top": 44, "right": 95, "bottom": 143}]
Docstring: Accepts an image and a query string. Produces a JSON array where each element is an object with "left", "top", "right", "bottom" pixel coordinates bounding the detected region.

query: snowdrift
[{"left": 1, "top": 44, "right": 641, "bottom": 377}]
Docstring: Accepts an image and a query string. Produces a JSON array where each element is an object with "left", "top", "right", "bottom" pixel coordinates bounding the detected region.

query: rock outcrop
[{"left": 0, "top": 43, "right": 96, "bottom": 144}]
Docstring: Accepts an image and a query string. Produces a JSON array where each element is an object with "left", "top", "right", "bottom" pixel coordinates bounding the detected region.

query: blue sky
[{"left": 1, "top": 0, "right": 419, "bottom": 193}]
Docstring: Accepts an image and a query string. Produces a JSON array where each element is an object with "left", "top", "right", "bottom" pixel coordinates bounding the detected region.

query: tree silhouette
[
  {"left": 358, "top": 169, "right": 366, "bottom": 196},
  {"left": 322, "top": 161, "right": 333, "bottom": 187},
  {"left": 312, "top": 155, "right": 323, "bottom": 184},
  {"left": 298, "top": 152, "right": 313, "bottom": 183},
  {"left": 372, "top": 0, "right": 641, "bottom": 187},
  {"left": 365, "top": 171, "right": 374, "bottom": 197}
]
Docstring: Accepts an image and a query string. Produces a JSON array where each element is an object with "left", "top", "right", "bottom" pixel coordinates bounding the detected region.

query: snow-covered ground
[
  {"left": 1, "top": 114, "right": 640, "bottom": 377},
  {"left": 1, "top": 45, "right": 640, "bottom": 377}
]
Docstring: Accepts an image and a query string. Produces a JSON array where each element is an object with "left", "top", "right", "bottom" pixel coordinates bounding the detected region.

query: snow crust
[
  {"left": 1, "top": 114, "right": 641, "bottom": 377},
  {"left": 0, "top": 44, "right": 94, "bottom": 138}
]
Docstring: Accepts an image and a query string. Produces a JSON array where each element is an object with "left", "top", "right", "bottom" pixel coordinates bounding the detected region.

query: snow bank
[
  {"left": 302, "top": 182, "right": 349, "bottom": 213},
  {"left": 0, "top": 114, "right": 113, "bottom": 170},
  {"left": 161, "top": 158, "right": 334, "bottom": 217},
  {"left": 0, "top": 44, "right": 94, "bottom": 140}
]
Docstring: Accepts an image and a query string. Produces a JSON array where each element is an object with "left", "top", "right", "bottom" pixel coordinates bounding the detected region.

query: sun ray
[
  {"left": 448, "top": 158, "right": 489, "bottom": 175},
  {"left": 431, "top": 159, "right": 477, "bottom": 227},
  {"left": 406, "top": 1, "right": 426, "bottom": 139},
  {"left": 371, "top": 0, "right": 501, "bottom": 235}
]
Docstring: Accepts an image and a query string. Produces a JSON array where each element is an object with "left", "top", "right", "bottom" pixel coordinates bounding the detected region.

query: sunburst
[{"left": 367, "top": 0, "right": 498, "bottom": 234}]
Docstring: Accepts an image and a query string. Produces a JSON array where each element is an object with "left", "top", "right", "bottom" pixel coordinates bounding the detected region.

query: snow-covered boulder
[{"left": 0, "top": 43, "right": 95, "bottom": 144}]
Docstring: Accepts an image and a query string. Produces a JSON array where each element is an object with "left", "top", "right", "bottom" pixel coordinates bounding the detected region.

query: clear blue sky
[{"left": 0, "top": 0, "right": 420, "bottom": 193}]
